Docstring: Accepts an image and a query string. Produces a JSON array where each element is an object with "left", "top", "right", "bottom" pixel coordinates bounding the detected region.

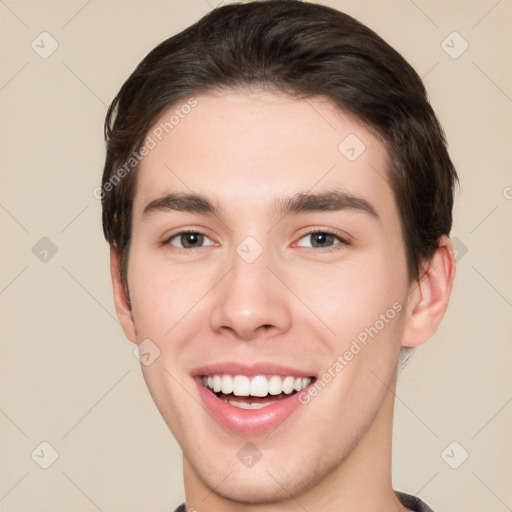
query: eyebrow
[{"left": 141, "top": 190, "right": 380, "bottom": 221}]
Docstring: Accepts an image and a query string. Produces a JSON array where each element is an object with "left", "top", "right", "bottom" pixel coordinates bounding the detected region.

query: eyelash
[{"left": 162, "top": 229, "right": 350, "bottom": 254}]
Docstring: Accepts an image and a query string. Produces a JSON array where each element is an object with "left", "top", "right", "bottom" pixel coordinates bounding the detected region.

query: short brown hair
[{"left": 101, "top": 0, "right": 458, "bottom": 301}]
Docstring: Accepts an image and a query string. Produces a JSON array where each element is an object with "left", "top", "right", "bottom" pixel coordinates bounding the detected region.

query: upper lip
[{"left": 190, "top": 361, "right": 317, "bottom": 378}]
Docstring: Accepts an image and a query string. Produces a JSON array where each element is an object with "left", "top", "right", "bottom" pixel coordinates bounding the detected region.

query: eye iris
[
  {"left": 311, "top": 233, "right": 334, "bottom": 247},
  {"left": 181, "top": 233, "right": 203, "bottom": 248}
]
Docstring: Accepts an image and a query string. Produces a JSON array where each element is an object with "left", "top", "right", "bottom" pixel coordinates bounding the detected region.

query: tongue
[{"left": 216, "top": 391, "right": 294, "bottom": 403}]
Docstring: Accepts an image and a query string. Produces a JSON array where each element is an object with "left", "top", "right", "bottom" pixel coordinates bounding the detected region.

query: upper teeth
[{"left": 202, "top": 374, "right": 312, "bottom": 397}]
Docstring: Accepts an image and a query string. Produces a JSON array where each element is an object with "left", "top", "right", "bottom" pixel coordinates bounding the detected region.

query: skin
[{"left": 110, "top": 89, "right": 455, "bottom": 511}]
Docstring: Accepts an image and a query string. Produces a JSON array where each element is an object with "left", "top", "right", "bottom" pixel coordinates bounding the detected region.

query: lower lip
[{"left": 195, "top": 378, "right": 308, "bottom": 435}]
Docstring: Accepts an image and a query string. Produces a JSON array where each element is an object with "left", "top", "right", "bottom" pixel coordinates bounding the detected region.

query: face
[{"left": 122, "top": 90, "right": 413, "bottom": 502}]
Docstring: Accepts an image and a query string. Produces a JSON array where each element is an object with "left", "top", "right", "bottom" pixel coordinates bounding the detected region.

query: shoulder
[{"left": 395, "top": 490, "right": 436, "bottom": 512}]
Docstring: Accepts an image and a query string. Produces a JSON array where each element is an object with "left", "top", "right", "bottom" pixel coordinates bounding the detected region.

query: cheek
[
  {"left": 307, "top": 261, "right": 405, "bottom": 411},
  {"left": 288, "top": 254, "right": 406, "bottom": 343},
  {"left": 126, "top": 248, "right": 209, "bottom": 340}
]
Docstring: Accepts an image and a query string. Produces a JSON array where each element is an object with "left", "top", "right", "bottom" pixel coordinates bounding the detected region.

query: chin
[
  {"left": 200, "top": 469, "right": 297, "bottom": 503},
  {"left": 189, "top": 448, "right": 328, "bottom": 505}
]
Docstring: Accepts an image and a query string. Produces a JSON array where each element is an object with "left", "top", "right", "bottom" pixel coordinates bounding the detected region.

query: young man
[{"left": 100, "top": 1, "right": 457, "bottom": 510}]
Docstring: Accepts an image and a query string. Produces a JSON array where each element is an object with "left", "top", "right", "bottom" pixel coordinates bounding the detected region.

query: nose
[{"left": 209, "top": 240, "right": 292, "bottom": 341}]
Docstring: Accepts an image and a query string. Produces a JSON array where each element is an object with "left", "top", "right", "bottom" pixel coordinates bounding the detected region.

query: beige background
[{"left": 1, "top": 0, "right": 511, "bottom": 511}]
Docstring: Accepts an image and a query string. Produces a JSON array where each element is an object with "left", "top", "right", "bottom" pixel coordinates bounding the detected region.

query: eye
[
  {"left": 164, "top": 230, "right": 215, "bottom": 250},
  {"left": 295, "top": 230, "right": 349, "bottom": 252}
]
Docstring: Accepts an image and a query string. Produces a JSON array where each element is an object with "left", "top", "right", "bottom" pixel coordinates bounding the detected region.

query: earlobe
[
  {"left": 110, "top": 246, "right": 138, "bottom": 344},
  {"left": 402, "top": 235, "right": 456, "bottom": 348}
]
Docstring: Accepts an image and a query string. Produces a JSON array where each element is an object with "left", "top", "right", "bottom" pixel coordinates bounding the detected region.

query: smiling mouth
[{"left": 200, "top": 374, "right": 316, "bottom": 410}]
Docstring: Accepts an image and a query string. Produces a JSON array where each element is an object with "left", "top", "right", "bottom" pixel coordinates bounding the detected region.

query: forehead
[{"left": 133, "top": 90, "right": 395, "bottom": 221}]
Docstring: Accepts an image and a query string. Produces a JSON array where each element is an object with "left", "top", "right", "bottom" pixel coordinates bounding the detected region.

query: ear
[
  {"left": 110, "top": 246, "right": 137, "bottom": 344},
  {"left": 402, "top": 235, "right": 456, "bottom": 348}
]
